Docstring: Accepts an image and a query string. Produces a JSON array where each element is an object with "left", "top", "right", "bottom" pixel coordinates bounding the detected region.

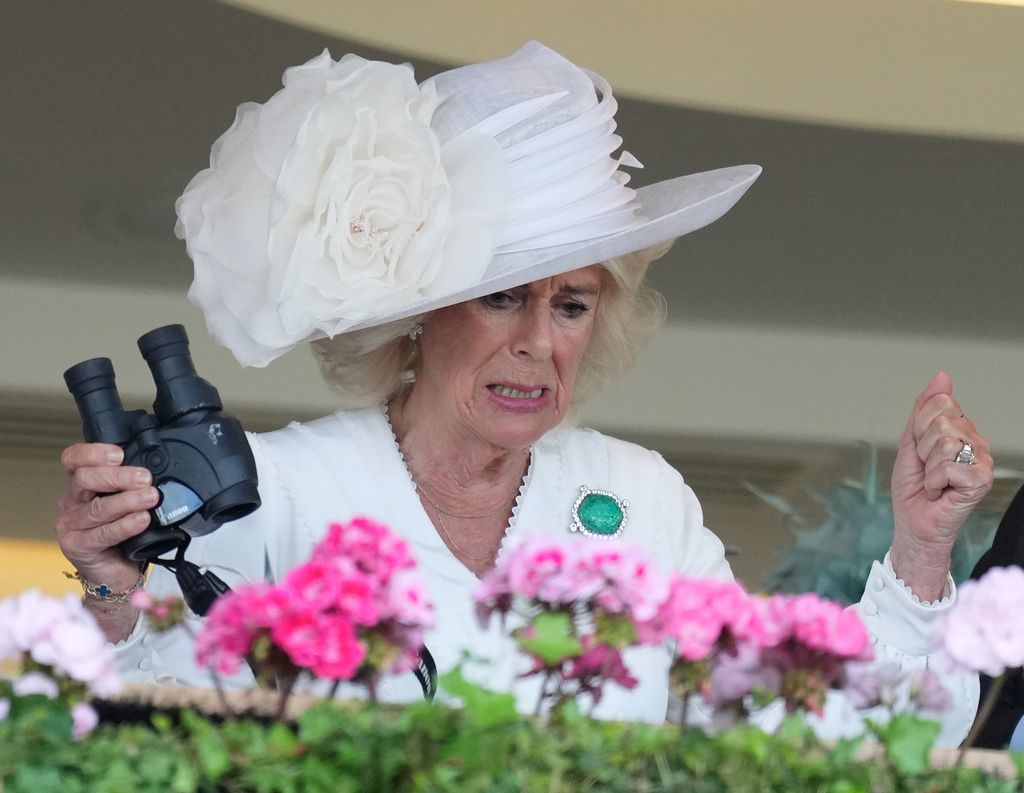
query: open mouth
[{"left": 487, "top": 385, "right": 545, "bottom": 399}]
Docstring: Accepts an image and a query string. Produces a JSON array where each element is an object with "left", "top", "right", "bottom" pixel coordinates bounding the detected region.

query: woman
[{"left": 55, "top": 43, "right": 993, "bottom": 743}]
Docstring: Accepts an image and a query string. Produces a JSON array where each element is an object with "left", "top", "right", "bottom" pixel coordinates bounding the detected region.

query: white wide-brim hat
[{"left": 176, "top": 41, "right": 760, "bottom": 367}]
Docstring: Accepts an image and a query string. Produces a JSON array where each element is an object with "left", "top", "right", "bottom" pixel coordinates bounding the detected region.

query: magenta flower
[
  {"left": 196, "top": 517, "right": 433, "bottom": 688},
  {"left": 934, "top": 565, "right": 1024, "bottom": 677}
]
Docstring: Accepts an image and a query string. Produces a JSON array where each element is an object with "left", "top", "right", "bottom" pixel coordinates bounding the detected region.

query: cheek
[{"left": 555, "top": 327, "right": 594, "bottom": 385}]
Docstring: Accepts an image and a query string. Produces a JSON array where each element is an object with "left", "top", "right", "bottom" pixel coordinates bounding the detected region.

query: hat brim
[{"left": 349, "top": 163, "right": 761, "bottom": 331}]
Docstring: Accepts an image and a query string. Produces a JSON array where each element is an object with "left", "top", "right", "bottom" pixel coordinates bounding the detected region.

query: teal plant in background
[{"left": 759, "top": 447, "right": 1003, "bottom": 604}]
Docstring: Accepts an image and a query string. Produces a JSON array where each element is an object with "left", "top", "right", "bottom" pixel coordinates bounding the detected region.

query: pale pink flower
[
  {"left": 840, "top": 661, "right": 903, "bottom": 710},
  {"left": 71, "top": 702, "right": 99, "bottom": 739},
  {"left": 909, "top": 669, "right": 951, "bottom": 714},
  {"left": 385, "top": 570, "right": 435, "bottom": 627},
  {"left": 12, "top": 671, "right": 59, "bottom": 699},
  {"left": 704, "top": 643, "right": 782, "bottom": 705},
  {"left": 507, "top": 538, "right": 570, "bottom": 601},
  {"left": 934, "top": 566, "right": 1024, "bottom": 677}
]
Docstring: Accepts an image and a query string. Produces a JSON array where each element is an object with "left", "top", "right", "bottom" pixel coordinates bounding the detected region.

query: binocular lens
[
  {"left": 138, "top": 324, "right": 221, "bottom": 423},
  {"left": 63, "top": 358, "right": 134, "bottom": 445}
]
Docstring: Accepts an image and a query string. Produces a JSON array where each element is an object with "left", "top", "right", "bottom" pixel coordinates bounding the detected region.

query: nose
[{"left": 511, "top": 304, "right": 554, "bottom": 361}]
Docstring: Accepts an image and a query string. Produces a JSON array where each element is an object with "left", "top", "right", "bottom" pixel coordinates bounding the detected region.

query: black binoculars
[{"left": 64, "top": 324, "right": 260, "bottom": 562}]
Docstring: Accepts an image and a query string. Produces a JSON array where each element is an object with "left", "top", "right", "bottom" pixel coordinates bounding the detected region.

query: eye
[
  {"left": 559, "top": 300, "right": 591, "bottom": 319},
  {"left": 481, "top": 291, "right": 518, "bottom": 310}
]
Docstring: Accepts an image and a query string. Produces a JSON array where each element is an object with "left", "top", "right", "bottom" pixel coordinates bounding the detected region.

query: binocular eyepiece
[{"left": 64, "top": 325, "right": 260, "bottom": 562}]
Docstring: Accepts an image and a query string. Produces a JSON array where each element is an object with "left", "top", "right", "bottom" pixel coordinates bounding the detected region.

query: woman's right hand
[{"left": 56, "top": 443, "right": 159, "bottom": 632}]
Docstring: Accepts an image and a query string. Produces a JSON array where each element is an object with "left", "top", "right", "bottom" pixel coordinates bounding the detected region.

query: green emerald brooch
[{"left": 570, "top": 486, "right": 629, "bottom": 539}]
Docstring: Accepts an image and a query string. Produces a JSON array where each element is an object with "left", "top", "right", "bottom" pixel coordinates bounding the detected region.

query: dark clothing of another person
[{"left": 968, "top": 484, "right": 1024, "bottom": 748}]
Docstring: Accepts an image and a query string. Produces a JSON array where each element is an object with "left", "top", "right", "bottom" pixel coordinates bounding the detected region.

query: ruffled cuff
[{"left": 855, "top": 550, "right": 955, "bottom": 656}]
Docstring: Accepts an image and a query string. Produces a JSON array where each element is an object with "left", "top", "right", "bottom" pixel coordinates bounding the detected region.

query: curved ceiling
[{"left": 224, "top": 0, "right": 1024, "bottom": 142}]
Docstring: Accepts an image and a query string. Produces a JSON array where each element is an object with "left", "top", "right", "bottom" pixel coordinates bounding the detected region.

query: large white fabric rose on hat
[{"left": 176, "top": 51, "right": 503, "bottom": 367}]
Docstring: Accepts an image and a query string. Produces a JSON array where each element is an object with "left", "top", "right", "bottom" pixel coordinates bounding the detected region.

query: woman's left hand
[{"left": 890, "top": 371, "right": 995, "bottom": 600}]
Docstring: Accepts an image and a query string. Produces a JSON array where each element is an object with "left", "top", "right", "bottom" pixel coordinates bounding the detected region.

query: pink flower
[
  {"left": 934, "top": 566, "right": 1024, "bottom": 677},
  {"left": 334, "top": 574, "right": 380, "bottom": 626},
  {"left": 71, "top": 702, "right": 99, "bottom": 739},
  {"left": 271, "top": 609, "right": 322, "bottom": 668},
  {"left": 563, "top": 641, "right": 638, "bottom": 703},
  {"left": 196, "top": 517, "right": 433, "bottom": 683},
  {"left": 506, "top": 538, "right": 570, "bottom": 601},
  {"left": 12, "top": 671, "right": 59, "bottom": 699},
  {"left": 385, "top": 570, "right": 435, "bottom": 627},
  {"left": 704, "top": 643, "right": 782, "bottom": 705},
  {"left": 310, "top": 615, "right": 366, "bottom": 680},
  {"left": 283, "top": 561, "right": 345, "bottom": 610},
  {"left": 841, "top": 661, "right": 903, "bottom": 710},
  {"left": 908, "top": 669, "right": 951, "bottom": 714}
]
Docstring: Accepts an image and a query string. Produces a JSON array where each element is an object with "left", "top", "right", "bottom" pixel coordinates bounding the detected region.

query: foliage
[{"left": 1, "top": 685, "right": 1021, "bottom": 793}]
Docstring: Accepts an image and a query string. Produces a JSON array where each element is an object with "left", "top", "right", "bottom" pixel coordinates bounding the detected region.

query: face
[{"left": 414, "top": 265, "right": 604, "bottom": 450}]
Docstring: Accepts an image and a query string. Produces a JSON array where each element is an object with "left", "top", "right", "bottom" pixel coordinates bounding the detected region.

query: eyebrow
[{"left": 556, "top": 283, "right": 601, "bottom": 296}]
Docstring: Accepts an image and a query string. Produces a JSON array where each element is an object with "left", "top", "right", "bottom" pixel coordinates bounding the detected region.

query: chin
[{"left": 481, "top": 411, "right": 560, "bottom": 450}]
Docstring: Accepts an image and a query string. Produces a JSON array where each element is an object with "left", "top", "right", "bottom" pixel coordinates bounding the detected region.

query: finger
[
  {"left": 57, "top": 487, "right": 159, "bottom": 535},
  {"left": 922, "top": 450, "right": 995, "bottom": 501},
  {"left": 67, "top": 465, "right": 152, "bottom": 503},
  {"left": 914, "top": 416, "right": 980, "bottom": 464},
  {"left": 912, "top": 371, "right": 954, "bottom": 413},
  {"left": 61, "top": 443, "right": 123, "bottom": 474},
  {"left": 59, "top": 512, "right": 151, "bottom": 561},
  {"left": 910, "top": 393, "right": 965, "bottom": 443}
]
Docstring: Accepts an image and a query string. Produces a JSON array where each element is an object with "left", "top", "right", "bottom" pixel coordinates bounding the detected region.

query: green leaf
[
  {"left": 518, "top": 612, "right": 583, "bottom": 664},
  {"left": 439, "top": 667, "right": 518, "bottom": 727},
  {"left": 877, "top": 714, "right": 941, "bottom": 776}
]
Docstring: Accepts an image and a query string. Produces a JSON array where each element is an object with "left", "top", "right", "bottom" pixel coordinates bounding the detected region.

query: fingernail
[
  {"left": 107, "top": 449, "right": 124, "bottom": 464},
  {"left": 133, "top": 470, "right": 152, "bottom": 485}
]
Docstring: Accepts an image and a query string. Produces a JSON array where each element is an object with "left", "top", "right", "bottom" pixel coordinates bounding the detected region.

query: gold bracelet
[{"left": 64, "top": 568, "right": 148, "bottom": 604}]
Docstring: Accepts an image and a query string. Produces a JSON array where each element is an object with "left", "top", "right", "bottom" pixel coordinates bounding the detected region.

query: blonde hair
[{"left": 311, "top": 242, "right": 671, "bottom": 407}]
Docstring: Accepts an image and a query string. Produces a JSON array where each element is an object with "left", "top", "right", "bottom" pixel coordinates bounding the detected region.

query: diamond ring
[{"left": 953, "top": 441, "right": 976, "bottom": 465}]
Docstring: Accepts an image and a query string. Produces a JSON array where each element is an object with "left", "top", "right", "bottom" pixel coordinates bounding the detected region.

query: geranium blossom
[
  {"left": 0, "top": 590, "right": 120, "bottom": 737},
  {"left": 475, "top": 536, "right": 671, "bottom": 710},
  {"left": 933, "top": 565, "right": 1024, "bottom": 677},
  {"left": 195, "top": 518, "right": 433, "bottom": 686}
]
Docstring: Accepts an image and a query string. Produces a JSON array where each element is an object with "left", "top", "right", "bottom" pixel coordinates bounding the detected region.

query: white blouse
[{"left": 113, "top": 407, "right": 978, "bottom": 746}]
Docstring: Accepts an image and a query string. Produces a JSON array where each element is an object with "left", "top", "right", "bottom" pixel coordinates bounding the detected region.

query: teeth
[{"left": 493, "top": 386, "right": 543, "bottom": 399}]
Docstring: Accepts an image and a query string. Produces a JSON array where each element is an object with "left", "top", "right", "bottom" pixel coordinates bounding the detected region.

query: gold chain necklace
[
  {"left": 425, "top": 503, "right": 500, "bottom": 565},
  {"left": 384, "top": 401, "right": 521, "bottom": 565},
  {"left": 416, "top": 484, "right": 518, "bottom": 519}
]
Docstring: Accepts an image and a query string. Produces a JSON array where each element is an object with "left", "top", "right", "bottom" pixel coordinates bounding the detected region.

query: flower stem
[
  {"left": 957, "top": 672, "right": 1005, "bottom": 766},
  {"left": 534, "top": 670, "right": 554, "bottom": 717},
  {"left": 274, "top": 674, "right": 296, "bottom": 722},
  {"left": 183, "top": 620, "right": 235, "bottom": 717}
]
